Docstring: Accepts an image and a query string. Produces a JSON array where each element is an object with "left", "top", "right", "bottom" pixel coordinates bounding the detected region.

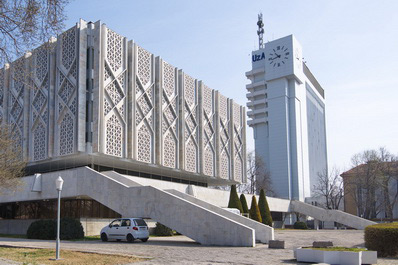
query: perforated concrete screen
[{"left": 0, "top": 20, "right": 246, "bottom": 185}]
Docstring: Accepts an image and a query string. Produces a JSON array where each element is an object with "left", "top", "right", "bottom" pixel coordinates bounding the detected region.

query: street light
[{"left": 55, "top": 176, "right": 64, "bottom": 260}]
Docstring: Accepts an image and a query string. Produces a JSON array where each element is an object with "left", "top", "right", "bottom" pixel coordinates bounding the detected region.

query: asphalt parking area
[{"left": 1, "top": 230, "right": 397, "bottom": 264}]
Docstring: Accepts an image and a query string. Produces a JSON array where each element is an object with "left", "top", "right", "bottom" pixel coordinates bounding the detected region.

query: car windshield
[{"left": 134, "top": 219, "right": 147, "bottom": 226}]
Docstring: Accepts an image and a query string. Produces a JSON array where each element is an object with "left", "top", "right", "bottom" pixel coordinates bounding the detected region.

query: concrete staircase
[
  {"left": 102, "top": 171, "right": 273, "bottom": 244},
  {"left": 165, "top": 189, "right": 274, "bottom": 243},
  {"left": 79, "top": 168, "right": 257, "bottom": 246},
  {"left": 291, "top": 200, "right": 377, "bottom": 229},
  {"left": 3, "top": 167, "right": 259, "bottom": 246}
]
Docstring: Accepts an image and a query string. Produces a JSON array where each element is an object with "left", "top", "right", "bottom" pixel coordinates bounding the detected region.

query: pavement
[{"left": 0, "top": 230, "right": 397, "bottom": 264}]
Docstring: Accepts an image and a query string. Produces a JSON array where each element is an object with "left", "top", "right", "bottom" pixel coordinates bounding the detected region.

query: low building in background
[{"left": 342, "top": 162, "right": 398, "bottom": 221}]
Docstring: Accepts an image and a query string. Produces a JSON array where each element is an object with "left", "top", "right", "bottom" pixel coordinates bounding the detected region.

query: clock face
[{"left": 268, "top": 45, "right": 290, "bottom": 68}]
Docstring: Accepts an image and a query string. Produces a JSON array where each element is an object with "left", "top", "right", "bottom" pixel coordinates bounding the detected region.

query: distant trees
[
  {"left": 239, "top": 151, "right": 273, "bottom": 195},
  {"left": 343, "top": 147, "right": 398, "bottom": 220},
  {"left": 313, "top": 167, "right": 344, "bottom": 210},
  {"left": 0, "top": 125, "right": 26, "bottom": 192}
]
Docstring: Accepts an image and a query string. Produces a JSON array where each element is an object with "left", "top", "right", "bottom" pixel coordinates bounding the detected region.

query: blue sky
[{"left": 66, "top": 0, "right": 398, "bottom": 171}]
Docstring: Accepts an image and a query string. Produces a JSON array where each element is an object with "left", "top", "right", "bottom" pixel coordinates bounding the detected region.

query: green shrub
[
  {"left": 239, "top": 194, "right": 249, "bottom": 214},
  {"left": 27, "top": 220, "right": 56, "bottom": 240},
  {"left": 293, "top": 221, "right": 308, "bottom": 230},
  {"left": 227, "top": 185, "right": 243, "bottom": 213},
  {"left": 154, "top": 222, "right": 173, "bottom": 236},
  {"left": 249, "top": 196, "right": 262, "bottom": 223},
  {"left": 258, "top": 189, "right": 273, "bottom": 227},
  {"left": 365, "top": 222, "right": 398, "bottom": 257},
  {"left": 59, "top": 218, "right": 84, "bottom": 240},
  {"left": 27, "top": 218, "right": 84, "bottom": 240}
]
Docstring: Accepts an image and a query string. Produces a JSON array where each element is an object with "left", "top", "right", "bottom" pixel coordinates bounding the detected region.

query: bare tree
[
  {"left": 344, "top": 147, "right": 398, "bottom": 220},
  {"left": 313, "top": 167, "right": 343, "bottom": 210},
  {"left": 0, "top": 0, "right": 69, "bottom": 65},
  {"left": 0, "top": 125, "right": 26, "bottom": 193},
  {"left": 238, "top": 151, "right": 273, "bottom": 195}
]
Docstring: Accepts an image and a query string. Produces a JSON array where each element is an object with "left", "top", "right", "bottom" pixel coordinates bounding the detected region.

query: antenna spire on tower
[{"left": 257, "top": 13, "right": 264, "bottom": 49}]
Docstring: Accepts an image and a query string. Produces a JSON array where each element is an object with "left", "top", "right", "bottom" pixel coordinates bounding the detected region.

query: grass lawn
[
  {"left": 0, "top": 246, "right": 147, "bottom": 265},
  {"left": 0, "top": 233, "right": 27, "bottom": 239},
  {"left": 0, "top": 234, "right": 101, "bottom": 241}
]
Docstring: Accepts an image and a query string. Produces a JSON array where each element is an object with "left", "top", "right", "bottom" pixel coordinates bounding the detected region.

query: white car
[{"left": 100, "top": 218, "right": 149, "bottom": 243}]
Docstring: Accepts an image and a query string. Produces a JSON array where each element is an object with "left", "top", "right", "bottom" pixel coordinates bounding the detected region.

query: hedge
[
  {"left": 293, "top": 221, "right": 308, "bottom": 230},
  {"left": 27, "top": 218, "right": 84, "bottom": 240},
  {"left": 239, "top": 194, "right": 249, "bottom": 214},
  {"left": 258, "top": 189, "right": 273, "bottom": 227},
  {"left": 365, "top": 222, "right": 398, "bottom": 257},
  {"left": 154, "top": 222, "right": 173, "bottom": 236},
  {"left": 227, "top": 185, "right": 243, "bottom": 213},
  {"left": 249, "top": 196, "right": 262, "bottom": 223}
]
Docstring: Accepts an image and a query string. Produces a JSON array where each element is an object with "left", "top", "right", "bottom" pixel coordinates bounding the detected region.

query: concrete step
[
  {"left": 166, "top": 189, "right": 274, "bottom": 243},
  {"left": 291, "top": 200, "right": 376, "bottom": 229}
]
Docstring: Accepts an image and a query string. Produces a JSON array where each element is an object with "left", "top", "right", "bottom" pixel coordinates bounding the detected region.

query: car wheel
[
  {"left": 101, "top": 233, "right": 108, "bottom": 242},
  {"left": 141, "top": 238, "right": 148, "bottom": 242},
  {"left": 127, "top": 234, "right": 135, "bottom": 243}
]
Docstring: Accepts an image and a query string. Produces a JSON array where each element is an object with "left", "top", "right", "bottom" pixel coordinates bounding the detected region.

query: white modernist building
[
  {"left": 0, "top": 19, "right": 247, "bottom": 186},
  {"left": 246, "top": 35, "right": 327, "bottom": 201},
  {"left": 0, "top": 20, "right": 374, "bottom": 247}
]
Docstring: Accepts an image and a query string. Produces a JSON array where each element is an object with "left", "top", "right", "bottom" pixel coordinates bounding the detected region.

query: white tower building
[{"left": 246, "top": 23, "right": 327, "bottom": 201}]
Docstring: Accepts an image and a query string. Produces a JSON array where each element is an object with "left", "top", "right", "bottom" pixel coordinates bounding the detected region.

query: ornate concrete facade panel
[
  {"left": 200, "top": 83, "right": 216, "bottom": 177},
  {"left": 29, "top": 44, "right": 51, "bottom": 161},
  {"left": 101, "top": 27, "right": 127, "bottom": 157},
  {"left": 179, "top": 72, "right": 199, "bottom": 173},
  {"left": 217, "top": 94, "right": 231, "bottom": 179},
  {"left": 132, "top": 44, "right": 155, "bottom": 164},
  {"left": 0, "top": 67, "right": 5, "bottom": 124},
  {"left": 232, "top": 102, "right": 244, "bottom": 182},
  {"left": 8, "top": 56, "right": 28, "bottom": 159},
  {"left": 157, "top": 59, "right": 179, "bottom": 169},
  {"left": 54, "top": 25, "right": 79, "bottom": 156}
]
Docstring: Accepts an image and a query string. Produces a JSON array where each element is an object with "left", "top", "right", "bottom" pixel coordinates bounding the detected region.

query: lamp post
[{"left": 55, "top": 176, "right": 64, "bottom": 260}]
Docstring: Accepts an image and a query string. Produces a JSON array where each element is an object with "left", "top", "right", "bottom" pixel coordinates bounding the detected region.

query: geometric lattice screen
[
  {"left": 54, "top": 26, "right": 79, "bottom": 156},
  {"left": 30, "top": 44, "right": 50, "bottom": 161},
  {"left": 232, "top": 102, "right": 244, "bottom": 182},
  {"left": 0, "top": 19, "right": 246, "bottom": 184},
  {"left": 160, "top": 60, "right": 179, "bottom": 169},
  {"left": 102, "top": 27, "right": 127, "bottom": 158},
  {"left": 218, "top": 94, "right": 231, "bottom": 179},
  {"left": 201, "top": 83, "right": 216, "bottom": 177},
  {"left": 0, "top": 67, "right": 4, "bottom": 124},
  {"left": 133, "top": 45, "right": 155, "bottom": 164},
  {"left": 181, "top": 72, "right": 199, "bottom": 173},
  {"left": 8, "top": 57, "right": 26, "bottom": 159}
]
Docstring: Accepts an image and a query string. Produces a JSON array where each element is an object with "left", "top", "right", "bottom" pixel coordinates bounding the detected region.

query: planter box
[{"left": 295, "top": 247, "right": 377, "bottom": 265}]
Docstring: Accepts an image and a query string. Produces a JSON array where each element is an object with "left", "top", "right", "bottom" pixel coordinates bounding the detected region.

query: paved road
[{"left": 0, "top": 230, "right": 397, "bottom": 264}]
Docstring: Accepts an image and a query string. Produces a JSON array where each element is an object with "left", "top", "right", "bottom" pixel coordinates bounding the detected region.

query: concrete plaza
[{"left": 0, "top": 230, "right": 397, "bottom": 264}]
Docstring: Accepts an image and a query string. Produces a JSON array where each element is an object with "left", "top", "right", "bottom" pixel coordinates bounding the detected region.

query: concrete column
[
  {"left": 127, "top": 40, "right": 134, "bottom": 159},
  {"left": 314, "top": 219, "right": 319, "bottom": 230},
  {"left": 198, "top": 81, "right": 204, "bottom": 175},
  {"left": 154, "top": 57, "right": 161, "bottom": 165},
  {"left": 77, "top": 19, "right": 88, "bottom": 153},
  {"left": 214, "top": 91, "right": 220, "bottom": 178},
  {"left": 177, "top": 70, "right": 185, "bottom": 171},
  {"left": 229, "top": 99, "right": 235, "bottom": 181}
]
